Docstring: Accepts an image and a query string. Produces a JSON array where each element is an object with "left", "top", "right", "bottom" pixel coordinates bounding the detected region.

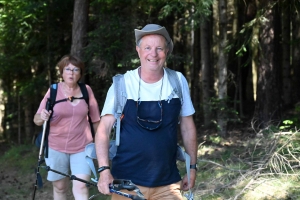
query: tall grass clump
[{"left": 193, "top": 128, "right": 300, "bottom": 199}]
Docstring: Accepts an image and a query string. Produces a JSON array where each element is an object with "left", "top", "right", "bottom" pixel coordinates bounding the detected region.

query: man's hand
[
  {"left": 181, "top": 169, "right": 196, "bottom": 191},
  {"left": 97, "top": 169, "right": 114, "bottom": 195}
]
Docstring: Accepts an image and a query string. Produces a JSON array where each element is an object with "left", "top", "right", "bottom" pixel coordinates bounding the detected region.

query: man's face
[{"left": 136, "top": 34, "right": 169, "bottom": 71}]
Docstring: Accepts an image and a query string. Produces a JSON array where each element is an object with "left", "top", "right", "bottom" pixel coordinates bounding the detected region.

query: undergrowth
[
  {"left": 2, "top": 127, "right": 300, "bottom": 199},
  {"left": 189, "top": 129, "right": 300, "bottom": 200},
  {"left": 0, "top": 144, "right": 38, "bottom": 173}
]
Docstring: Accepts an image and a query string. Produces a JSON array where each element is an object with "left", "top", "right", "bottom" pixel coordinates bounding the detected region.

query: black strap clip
[{"left": 68, "top": 96, "right": 74, "bottom": 102}]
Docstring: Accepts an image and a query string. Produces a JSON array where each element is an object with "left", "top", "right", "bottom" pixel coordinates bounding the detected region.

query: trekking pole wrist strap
[{"left": 97, "top": 166, "right": 110, "bottom": 173}]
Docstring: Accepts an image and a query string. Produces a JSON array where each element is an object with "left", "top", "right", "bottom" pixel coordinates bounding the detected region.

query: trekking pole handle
[
  {"left": 38, "top": 98, "right": 51, "bottom": 157},
  {"left": 46, "top": 98, "right": 51, "bottom": 111},
  {"left": 109, "top": 188, "right": 146, "bottom": 200}
]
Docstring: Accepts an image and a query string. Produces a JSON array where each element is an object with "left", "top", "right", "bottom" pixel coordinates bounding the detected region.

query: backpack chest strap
[{"left": 53, "top": 96, "right": 84, "bottom": 105}]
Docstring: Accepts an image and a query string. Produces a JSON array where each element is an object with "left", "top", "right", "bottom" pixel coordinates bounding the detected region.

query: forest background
[
  {"left": 1, "top": 0, "right": 300, "bottom": 199},
  {"left": 0, "top": 0, "right": 299, "bottom": 141}
]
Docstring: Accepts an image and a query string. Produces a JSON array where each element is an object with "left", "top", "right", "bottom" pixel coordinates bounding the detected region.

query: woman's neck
[
  {"left": 63, "top": 82, "right": 77, "bottom": 91},
  {"left": 62, "top": 82, "right": 80, "bottom": 98}
]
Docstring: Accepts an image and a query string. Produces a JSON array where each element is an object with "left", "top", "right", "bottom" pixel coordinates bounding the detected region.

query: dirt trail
[
  {"left": 0, "top": 160, "right": 104, "bottom": 199},
  {"left": 0, "top": 167, "right": 62, "bottom": 200}
]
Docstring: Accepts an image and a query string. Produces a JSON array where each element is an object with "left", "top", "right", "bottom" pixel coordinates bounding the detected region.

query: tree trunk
[
  {"left": 18, "top": 91, "right": 21, "bottom": 144},
  {"left": 217, "top": 0, "right": 228, "bottom": 137},
  {"left": 71, "top": 0, "right": 88, "bottom": 58},
  {"left": 292, "top": 6, "right": 300, "bottom": 104},
  {"left": 172, "top": 16, "right": 186, "bottom": 73},
  {"left": 3, "top": 85, "right": 13, "bottom": 142},
  {"left": 24, "top": 92, "right": 34, "bottom": 144},
  {"left": 200, "top": 16, "right": 213, "bottom": 127},
  {"left": 71, "top": 0, "right": 89, "bottom": 63},
  {"left": 253, "top": 1, "right": 281, "bottom": 129},
  {"left": 191, "top": 25, "right": 201, "bottom": 122},
  {"left": 281, "top": 2, "right": 291, "bottom": 107}
]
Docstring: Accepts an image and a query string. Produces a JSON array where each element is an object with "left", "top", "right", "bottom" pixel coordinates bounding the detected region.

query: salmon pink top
[{"left": 36, "top": 82, "right": 100, "bottom": 153}]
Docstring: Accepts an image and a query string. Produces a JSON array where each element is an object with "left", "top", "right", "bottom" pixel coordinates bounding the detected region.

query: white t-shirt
[{"left": 101, "top": 67, "right": 195, "bottom": 117}]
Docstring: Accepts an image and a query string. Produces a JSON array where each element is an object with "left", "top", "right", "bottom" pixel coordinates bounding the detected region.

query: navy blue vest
[{"left": 111, "top": 98, "right": 182, "bottom": 187}]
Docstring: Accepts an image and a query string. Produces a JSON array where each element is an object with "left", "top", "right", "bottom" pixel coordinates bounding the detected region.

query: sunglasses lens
[
  {"left": 137, "top": 118, "right": 162, "bottom": 130},
  {"left": 136, "top": 102, "right": 162, "bottom": 131}
]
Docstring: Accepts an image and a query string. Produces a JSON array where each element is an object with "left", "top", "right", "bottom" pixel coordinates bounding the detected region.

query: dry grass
[{"left": 189, "top": 131, "right": 300, "bottom": 200}]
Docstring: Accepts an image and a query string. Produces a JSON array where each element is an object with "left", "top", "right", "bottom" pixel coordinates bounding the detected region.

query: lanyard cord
[{"left": 137, "top": 67, "right": 164, "bottom": 104}]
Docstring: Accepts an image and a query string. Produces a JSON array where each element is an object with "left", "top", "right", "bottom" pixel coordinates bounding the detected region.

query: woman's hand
[
  {"left": 40, "top": 109, "right": 52, "bottom": 121},
  {"left": 34, "top": 109, "right": 52, "bottom": 126}
]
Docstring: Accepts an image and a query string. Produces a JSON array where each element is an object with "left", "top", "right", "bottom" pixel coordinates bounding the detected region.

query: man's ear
[
  {"left": 166, "top": 48, "right": 169, "bottom": 55},
  {"left": 136, "top": 45, "right": 140, "bottom": 57}
]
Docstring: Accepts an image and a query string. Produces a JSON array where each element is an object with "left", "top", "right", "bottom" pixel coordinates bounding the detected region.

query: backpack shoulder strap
[
  {"left": 49, "top": 83, "right": 58, "bottom": 110},
  {"left": 78, "top": 82, "right": 89, "bottom": 105},
  {"left": 78, "top": 82, "right": 95, "bottom": 138},
  {"left": 113, "top": 74, "right": 127, "bottom": 146},
  {"left": 165, "top": 68, "right": 183, "bottom": 105},
  {"left": 44, "top": 83, "right": 58, "bottom": 158}
]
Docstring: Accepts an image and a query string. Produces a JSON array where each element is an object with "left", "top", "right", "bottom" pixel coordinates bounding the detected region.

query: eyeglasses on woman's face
[{"left": 64, "top": 67, "right": 80, "bottom": 74}]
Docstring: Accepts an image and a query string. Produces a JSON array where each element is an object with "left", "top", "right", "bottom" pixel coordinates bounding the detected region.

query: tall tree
[
  {"left": 200, "top": 15, "right": 213, "bottom": 127},
  {"left": 71, "top": 0, "right": 89, "bottom": 60},
  {"left": 217, "top": 0, "right": 228, "bottom": 137},
  {"left": 292, "top": 3, "right": 300, "bottom": 104},
  {"left": 281, "top": 1, "right": 291, "bottom": 107},
  {"left": 191, "top": 25, "right": 201, "bottom": 121},
  {"left": 71, "top": 0, "right": 89, "bottom": 83},
  {"left": 191, "top": 0, "right": 214, "bottom": 127},
  {"left": 253, "top": 1, "right": 281, "bottom": 129}
]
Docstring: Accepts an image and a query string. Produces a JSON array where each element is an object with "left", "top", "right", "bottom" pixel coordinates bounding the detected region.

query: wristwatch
[
  {"left": 97, "top": 166, "right": 110, "bottom": 173},
  {"left": 190, "top": 164, "right": 198, "bottom": 171}
]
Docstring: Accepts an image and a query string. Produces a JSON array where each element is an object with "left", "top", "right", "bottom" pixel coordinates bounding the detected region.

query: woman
[{"left": 34, "top": 55, "right": 100, "bottom": 200}]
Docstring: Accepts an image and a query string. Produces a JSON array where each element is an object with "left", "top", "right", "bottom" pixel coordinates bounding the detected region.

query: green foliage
[
  {"left": 0, "top": 0, "right": 73, "bottom": 83},
  {"left": 279, "top": 120, "right": 294, "bottom": 131},
  {"left": 209, "top": 97, "right": 241, "bottom": 125},
  {"left": 159, "top": 0, "right": 187, "bottom": 20},
  {"left": 0, "top": 0, "right": 74, "bottom": 142},
  {"left": 279, "top": 104, "right": 300, "bottom": 132},
  {"left": 0, "top": 144, "right": 37, "bottom": 173},
  {"left": 85, "top": 9, "right": 135, "bottom": 70},
  {"left": 159, "top": 0, "right": 214, "bottom": 29},
  {"left": 87, "top": 0, "right": 186, "bottom": 72},
  {"left": 208, "top": 135, "right": 222, "bottom": 144}
]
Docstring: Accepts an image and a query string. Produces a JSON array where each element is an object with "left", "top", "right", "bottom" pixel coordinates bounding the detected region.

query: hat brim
[{"left": 135, "top": 27, "right": 173, "bottom": 55}]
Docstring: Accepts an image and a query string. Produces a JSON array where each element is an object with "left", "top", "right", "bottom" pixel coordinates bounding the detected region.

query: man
[{"left": 95, "top": 24, "right": 197, "bottom": 200}]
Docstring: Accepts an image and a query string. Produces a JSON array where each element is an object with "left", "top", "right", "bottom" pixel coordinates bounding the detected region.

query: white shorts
[{"left": 45, "top": 147, "right": 91, "bottom": 181}]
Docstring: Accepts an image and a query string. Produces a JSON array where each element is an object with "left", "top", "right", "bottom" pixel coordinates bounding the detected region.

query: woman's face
[{"left": 62, "top": 63, "right": 81, "bottom": 85}]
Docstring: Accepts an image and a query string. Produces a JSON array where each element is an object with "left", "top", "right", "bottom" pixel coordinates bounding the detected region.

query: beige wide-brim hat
[{"left": 135, "top": 24, "right": 173, "bottom": 55}]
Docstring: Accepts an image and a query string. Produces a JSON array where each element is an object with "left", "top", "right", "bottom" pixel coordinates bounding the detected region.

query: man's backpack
[{"left": 35, "top": 82, "right": 94, "bottom": 158}]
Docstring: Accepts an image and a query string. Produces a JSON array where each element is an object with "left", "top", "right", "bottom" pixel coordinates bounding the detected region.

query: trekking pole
[
  {"left": 42, "top": 166, "right": 146, "bottom": 200},
  {"left": 32, "top": 99, "right": 51, "bottom": 200}
]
